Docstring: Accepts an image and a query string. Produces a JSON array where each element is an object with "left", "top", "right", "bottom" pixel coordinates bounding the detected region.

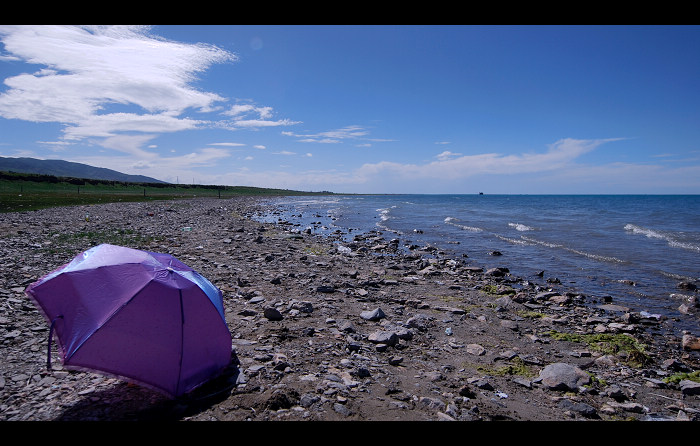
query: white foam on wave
[
  {"left": 444, "top": 217, "right": 483, "bottom": 232},
  {"left": 508, "top": 222, "right": 535, "bottom": 232},
  {"left": 660, "top": 270, "right": 698, "bottom": 282},
  {"left": 624, "top": 224, "right": 700, "bottom": 252},
  {"left": 377, "top": 208, "right": 391, "bottom": 221},
  {"left": 495, "top": 234, "right": 530, "bottom": 245},
  {"left": 668, "top": 240, "right": 700, "bottom": 252},
  {"left": 374, "top": 207, "right": 404, "bottom": 234},
  {"left": 290, "top": 197, "right": 341, "bottom": 206},
  {"left": 624, "top": 223, "right": 664, "bottom": 239},
  {"left": 520, "top": 236, "right": 625, "bottom": 263}
]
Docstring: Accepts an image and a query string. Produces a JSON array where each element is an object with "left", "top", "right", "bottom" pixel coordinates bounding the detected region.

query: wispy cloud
[
  {"left": 69, "top": 146, "right": 232, "bottom": 180},
  {"left": 282, "top": 125, "right": 372, "bottom": 144},
  {"left": 356, "top": 138, "right": 624, "bottom": 180},
  {"left": 222, "top": 101, "right": 300, "bottom": 129},
  {"left": 208, "top": 142, "right": 246, "bottom": 147},
  {"left": 435, "top": 150, "right": 462, "bottom": 161}
]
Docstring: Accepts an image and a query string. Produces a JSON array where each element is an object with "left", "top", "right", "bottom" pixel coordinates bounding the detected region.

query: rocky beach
[{"left": 1, "top": 196, "right": 699, "bottom": 422}]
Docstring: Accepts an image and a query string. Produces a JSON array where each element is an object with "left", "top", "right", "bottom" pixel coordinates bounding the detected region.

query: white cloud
[
  {"left": 95, "top": 134, "right": 160, "bottom": 158},
  {"left": 356, "top": 138, "right": 623, "bottom": 181},
  {"left": 222, "top": 102, "right": 300, "bottom": 129},
  {"left": 229, "top": 118, "right": 299, "bottom": 128},
  {"left": 435, "top": 150, "right": 462, "bottom": 161},
  {"left": 182, "top": 147, "right": 231, "bottom": 164},
  {"left": 62, "top": 113, "right": 205, "bottom": 140},
  {"left": 539, "top": 161, "right": 700, "bottom": 193},
  {"left": 37, "top": 140, "right": 72, "bottom": 152},
  {"left": 69, "top": 145, "right": 232, "bottom": 181},
  {"left": 213, "top": 168, "right": 365, "bottom": 191},
  {"left": 225, "top": 104, "right": 272, "bottom": 119},
  {"left": 131, "top": 160, "right": 156, "bottom": 170},
  {"left": 283, "top": 125, "right": 371, "bottom": 143},
  {"left": 0, "top": 25, "right": 235, "bottom": 128},
  {"left": 208, "top": 142, "right": 246, "bottom": 147}
]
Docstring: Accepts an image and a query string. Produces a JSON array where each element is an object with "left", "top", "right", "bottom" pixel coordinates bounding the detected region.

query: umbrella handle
[{"left": 47, "top": 315, "right": 63, "bottom": 371}]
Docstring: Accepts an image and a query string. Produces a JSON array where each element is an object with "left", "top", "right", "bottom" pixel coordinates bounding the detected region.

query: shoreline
[
  {"left": 253, "top": 194, "right": 700, "bottom": 336},
  {"left": 1, "top": 196, "right": 699, "bottom": 421}
]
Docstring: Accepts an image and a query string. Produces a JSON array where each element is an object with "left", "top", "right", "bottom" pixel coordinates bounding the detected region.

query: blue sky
[{"left": 0, "top": 25, "right": 698, "bottom": 194}]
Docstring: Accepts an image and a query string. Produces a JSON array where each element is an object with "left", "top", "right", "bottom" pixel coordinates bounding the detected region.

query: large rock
[{"left": 538, "top": 363, "right": 591, "bottom": 392}]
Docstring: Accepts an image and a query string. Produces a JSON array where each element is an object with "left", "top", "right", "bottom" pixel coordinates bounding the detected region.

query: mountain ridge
[{"left": 0, "top": 157, "right": 166, "bottom": 184}]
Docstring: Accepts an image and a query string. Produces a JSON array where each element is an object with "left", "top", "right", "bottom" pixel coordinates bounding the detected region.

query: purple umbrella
[{"left": 25, "top": 243, "right": 232, "bottom": 398}]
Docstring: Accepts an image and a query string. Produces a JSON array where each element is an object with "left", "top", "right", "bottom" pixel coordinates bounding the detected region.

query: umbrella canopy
[{"left": 25, "top": 243, "right": 232, "bottom": 398}]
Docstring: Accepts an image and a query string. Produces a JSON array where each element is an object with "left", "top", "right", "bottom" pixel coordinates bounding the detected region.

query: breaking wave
[
  {"left": 624, "top": 224, "right": 700, "bottom": 253},
  {"left": 520, "top": 236, "right": 626, "bottom": 263},
  {"left": 444, "top": 216, "right": 482, "bottom": 232},
  {"left": 375, "top": 206, "right": 404, "bottom": 234},
  {"left": 377, "top": 207, "right": 392, "bottom": 222},
  {"left": 508, "top": 222, "right": 536, "bottom": 232}
]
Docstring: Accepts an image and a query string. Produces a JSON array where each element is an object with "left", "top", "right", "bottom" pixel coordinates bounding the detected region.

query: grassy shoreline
[{"left": 0, "top": 171, "right": 333, "bottom": 213}]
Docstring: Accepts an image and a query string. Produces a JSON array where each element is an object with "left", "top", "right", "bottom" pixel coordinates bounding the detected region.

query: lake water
[{"left": 255, "top": 194, "right": 700, "bottom": 334}]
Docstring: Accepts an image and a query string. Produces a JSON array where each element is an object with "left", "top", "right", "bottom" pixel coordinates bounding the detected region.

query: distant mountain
[{"left": 0, "top": 157, "right": 167, "bottom": 184}]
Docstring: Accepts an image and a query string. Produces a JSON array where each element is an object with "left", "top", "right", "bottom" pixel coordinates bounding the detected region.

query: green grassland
[{"left": 0, "top": 171, "right": 332, "bottom": 213}]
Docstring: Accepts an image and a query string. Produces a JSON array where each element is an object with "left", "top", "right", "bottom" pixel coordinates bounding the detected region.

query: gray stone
[
  {"left": 388, "top": 356, "right": 404, "bottom": 366},
  {"left": 367, "top": 330, "right": 398, "bottom": 346},
  {"left": 300, "top": 393, "right": 320, "bottom": 408},
  {"left": 406, "top": 314, "right": 432, "bottom": 331},
  {"left": 360, "top": 307, "right": 386, "bottom": 321},
  {"left": 557, "top": 399, "right": 598, "bottom": 419},
  {"left": 418, "top": 396, "right": 446, "bottom": 412},
  {"left": 333, "top": 403, "right": 352, "bottom": 416},
  {"left": 538, "top": 363, "right": 591, "bottom": 392},
  {"left": 500, "top": 319, "right": 519, "bottom": 331},
  {"left": 465, "top": 344, "right": 486, "bottom": 356},
  {"left": 680, "top": 379, "right": 700, "bottom": 396},
  {"left": 288, "top": 300, "right": 313, "bottom": 313}
]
